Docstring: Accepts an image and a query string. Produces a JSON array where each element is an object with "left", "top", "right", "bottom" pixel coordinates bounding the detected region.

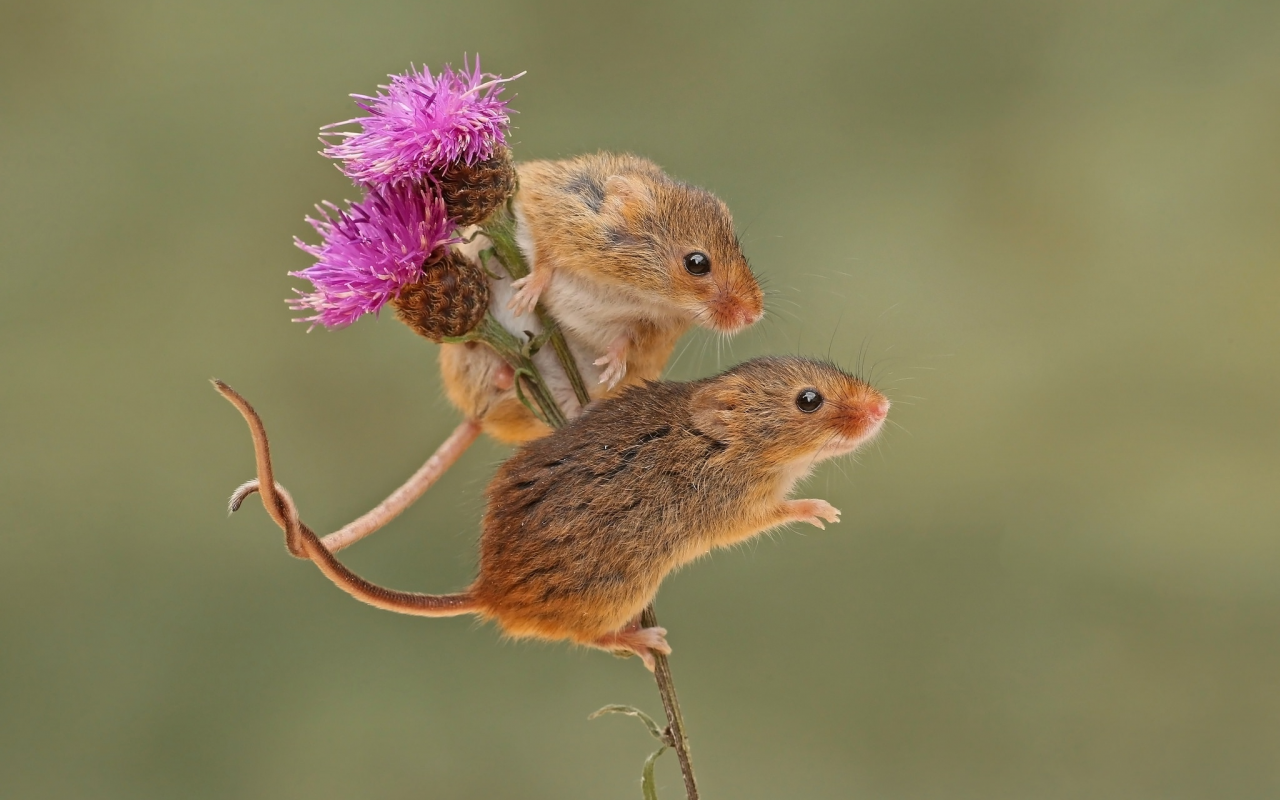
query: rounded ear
[
  {"left": 690, "top": 385, "right": 735, "bottom": 441},
  {"left": 602, "top": 174, "right": 654, "bottom": 222}
]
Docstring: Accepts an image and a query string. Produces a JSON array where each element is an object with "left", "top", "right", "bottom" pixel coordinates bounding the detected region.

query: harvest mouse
[
  {"left": 216, "top": 356, "right": 889, "bottom": 669},
  {"left": 440, "top": 151, "right": 765, "bottom": 444}
]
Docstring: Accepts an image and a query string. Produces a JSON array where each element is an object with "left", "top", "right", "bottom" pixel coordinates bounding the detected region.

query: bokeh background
[{"left": 3, "top": 1, "right": 1278, "bottom": 797}]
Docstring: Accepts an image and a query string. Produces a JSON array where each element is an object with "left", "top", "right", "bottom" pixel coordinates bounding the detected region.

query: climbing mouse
[
  {"left": 217, "top": 356, "right": 888, "bottom": 669},
  {"left": 440, "top": 151, "right": 765, "bottom": 443}
]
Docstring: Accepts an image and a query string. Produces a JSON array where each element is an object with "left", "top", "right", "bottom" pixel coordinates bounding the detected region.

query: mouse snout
[
  {"left": 704, "top": 288, "right": 764, "bottom": 333},
  {"left": 868, "top": 398, "right": 889, "bottom": 422},
  {"left": 837, "top": 390, "right": 889, "bottom": 440}
]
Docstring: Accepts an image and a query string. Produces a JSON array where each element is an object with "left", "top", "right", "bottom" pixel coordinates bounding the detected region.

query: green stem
[
  {"left": 481, "top": 205, "right": 594, "bottom": 410},
  {"left": 446, "top": 315, "right": 567, "bottom": 430},
  {"left": 482, "top": 203, "right": 527, "bottom": 279}
]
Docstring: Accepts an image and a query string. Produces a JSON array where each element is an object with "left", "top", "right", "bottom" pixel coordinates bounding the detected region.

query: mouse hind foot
[{"left": 592, "top": 623, "right": 671, "bottom": 671}]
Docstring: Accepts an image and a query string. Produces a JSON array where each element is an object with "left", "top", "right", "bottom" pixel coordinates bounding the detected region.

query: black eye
[
  {"left": 796, "top": 388, "right": 823, "bottom": 413},
  {"left": 683, "top": 251, "right": 711, "bottom": 275}
]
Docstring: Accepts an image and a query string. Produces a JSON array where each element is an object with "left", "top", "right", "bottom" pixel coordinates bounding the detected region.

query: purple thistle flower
[
  {"left": 289, "top": 183, "right": 459, "bottom": 329},
  {"left": 322, "top": 57, "right": 522, "bottom": 187}
]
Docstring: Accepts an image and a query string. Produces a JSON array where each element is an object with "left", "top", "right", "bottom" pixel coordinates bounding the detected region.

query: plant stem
[
  {"left": 480, "top": 203, "right": 699, "bottom": 799},
  {"left": 481, "top": 205, "right": 593, "bottom": 409},
  {"left": 464, "top": 315, "right": 567, "bottom": 429},
  {"left": 642, "top": 605, "right": 698, "bottom": 800}
]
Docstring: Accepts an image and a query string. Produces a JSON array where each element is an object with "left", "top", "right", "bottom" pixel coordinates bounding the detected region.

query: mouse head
[
  {"left": 598, "top": 171, "right": 764, "bottom": 333},
  {"left": 690, "top": 357, "right": 888, "bottom": 469}
]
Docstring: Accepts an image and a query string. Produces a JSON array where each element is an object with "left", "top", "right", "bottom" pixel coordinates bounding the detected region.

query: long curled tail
[
  {"left": 227, "top": 418, "right": 481, "bottom": 553},
  {"left": 212, "top": 379, "right": 476, "bottom": 618}
]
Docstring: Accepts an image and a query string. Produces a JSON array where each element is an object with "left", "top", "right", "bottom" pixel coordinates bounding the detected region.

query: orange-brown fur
[
  {"left": 219, "top": 357, "right": 888, "bottom": 667},
  {"left": 471, "top": 357, "right": 888, "bottom": 644},
  {"left": 439, "top": 152, "right": 764, "bottom": 444}
]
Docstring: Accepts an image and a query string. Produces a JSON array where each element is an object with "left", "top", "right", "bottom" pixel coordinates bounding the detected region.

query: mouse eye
[
  {"left": 796, "top": 388, "right": 824, "bottom": 413},
  {"left": 683, "top": 251, "right": 711, "bottom": 276}
]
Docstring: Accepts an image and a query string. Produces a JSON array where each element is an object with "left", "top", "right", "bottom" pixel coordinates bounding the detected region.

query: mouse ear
[
  {"left": 690, "top": 385, "right": 735, "bottom": 441},
  {"left": 602, "top": 175, "right": 654, "bottom": 222}
]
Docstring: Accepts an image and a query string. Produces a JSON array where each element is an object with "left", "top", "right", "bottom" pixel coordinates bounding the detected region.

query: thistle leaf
[
  {"left": 641, "top": 745, "right": 668, "bottom": 800},
  {"left": 589, "top": 704, "right": 668, "bottom": 742}
]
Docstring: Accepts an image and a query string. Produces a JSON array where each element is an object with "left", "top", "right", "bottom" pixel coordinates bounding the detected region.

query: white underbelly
[{"left": 453, "top": 227, "right": 605, "bottom": 415}]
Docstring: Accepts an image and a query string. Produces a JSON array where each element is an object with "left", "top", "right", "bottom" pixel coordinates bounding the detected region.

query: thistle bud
[
  {"left": 438, "top": 147, "right": 517, "bottom": 226},
  {"left": 392, "top": 250, "right": 490, "bottom": 341}
]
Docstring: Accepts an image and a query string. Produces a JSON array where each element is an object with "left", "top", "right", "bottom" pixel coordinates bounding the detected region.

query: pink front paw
[
  {"left": 783, "top": 499, "right": 842, "bottom": 529},
  {"left": 593, "top": 336, "right": 630, "bottom": 390},
  {"left": 593, "top": 351, "right": 628, "bottom": 389},
  {"left": 493, "top": 362, "right": 515, "bottom": 391},
  {"left": 507, "top": 270, "right": 550, "bottom": 317}
]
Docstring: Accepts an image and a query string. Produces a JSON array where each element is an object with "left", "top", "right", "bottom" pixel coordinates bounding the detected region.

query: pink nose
[
  {"left": 717, "top": 305, "right": 758, "bottom": 332},
  {"left": 712, "top": 293, "right": 764, "bottom": 332},
  {"left": 868, "top": 399, "right": 889, "bottom": 421}
]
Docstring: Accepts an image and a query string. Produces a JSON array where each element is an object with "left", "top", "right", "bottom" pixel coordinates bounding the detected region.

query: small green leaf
[
  {"left": 523, "top": 326, "right": 554, "bottom": 357},
  {"left": 476, "top": 248, "right": 507, "bottom": 280},
  {"left": 641, "top": 745, "right": 668, "bottom": 800},
  {"left": 589, "top": 704, "right": 667, "bottom": 742},
  {"left": 510, "top": 368, "right": 552, "bottom": 427}
]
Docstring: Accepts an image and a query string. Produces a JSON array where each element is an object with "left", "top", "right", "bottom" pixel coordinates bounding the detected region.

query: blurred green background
[{"left": 2, "top": 1, "right": 1278, "bottom": 797}]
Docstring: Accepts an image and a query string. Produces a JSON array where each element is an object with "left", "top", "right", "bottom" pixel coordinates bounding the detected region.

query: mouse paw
[
  {"left": 507, "top": 269, "right": 551, "bottom": 317},
  {"left": 633, "top": 626, "right": 672, "bottom": 655},
  {"left": 594, "top": 625, "right": 672, "bottom": 672},
  {"left": 593, "top": 354, "right": 628, "bottom": 389},
  {"left": 593, "top": 337, "right": 630, "bottom": 389},
  {"left": 781, "top": 498, "right": 841, "bottom": 530}
]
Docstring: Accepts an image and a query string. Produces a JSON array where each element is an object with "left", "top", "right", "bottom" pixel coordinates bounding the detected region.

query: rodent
[
  {"left": 440, "top": 151, "right": 765, "bottom": 444},
  {"left": 216, "top": 356, "right": 889, "bottom": 669}
]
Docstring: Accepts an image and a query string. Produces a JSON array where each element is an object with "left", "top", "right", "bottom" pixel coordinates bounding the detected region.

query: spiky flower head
[
  {"left": 289, "top": 183, "right": 459, "bottom": 329},
  {"left": 322, "top": 58, "right": 521, "bottom": 188}
]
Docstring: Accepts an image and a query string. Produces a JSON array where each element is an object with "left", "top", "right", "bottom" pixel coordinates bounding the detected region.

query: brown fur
[
  {"left": 471, "top": 357, "right": 887, "bottom": 644},
  {"left": 219, "top": 358, "right": 888, "bottom": 666}
]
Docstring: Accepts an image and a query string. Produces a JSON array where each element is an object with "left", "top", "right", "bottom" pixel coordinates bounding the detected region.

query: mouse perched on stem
[
  {"left": 441, "top": 151, "right": 765, "bottom": 443},
  {"left": 216, "top": 356, "right": 888, "bottom": 669}
]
